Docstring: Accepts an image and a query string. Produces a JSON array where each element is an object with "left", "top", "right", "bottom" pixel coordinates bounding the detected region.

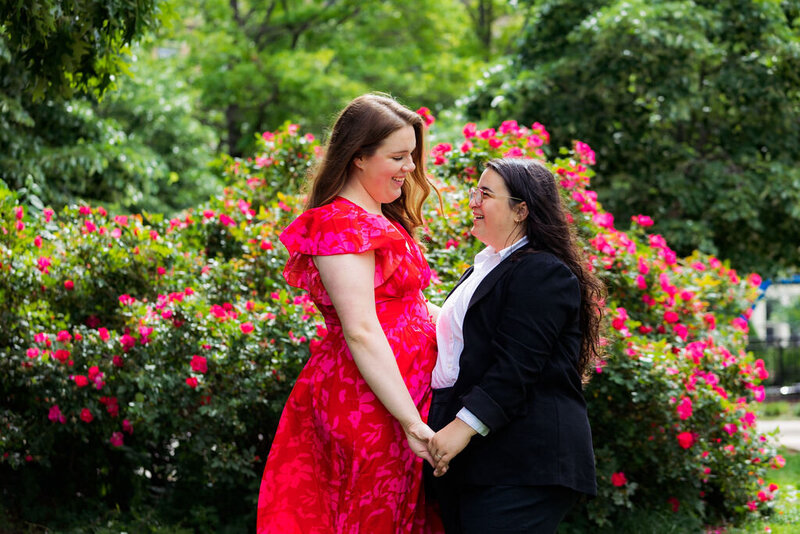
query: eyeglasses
[{"left": 468, "top": 187, "right": 522, "bottom": 207}]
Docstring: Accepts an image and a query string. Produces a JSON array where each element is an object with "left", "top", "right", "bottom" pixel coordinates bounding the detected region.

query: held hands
[
  {"left": 404, "top": 420, "right": 436, "bottom": 467},
  {"left": 428, "top": 418, "right": 477, "bottom": 477}
]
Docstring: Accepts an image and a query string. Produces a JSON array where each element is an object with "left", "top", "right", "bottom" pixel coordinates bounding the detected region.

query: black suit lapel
[
  {"left": 467, "top": 258, "right": 516, "bottom": 310},
  {"left": 443, "top": 266, "right": 474, "bottom": 302}
]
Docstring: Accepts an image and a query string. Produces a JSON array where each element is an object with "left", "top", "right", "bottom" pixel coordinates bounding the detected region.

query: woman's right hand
[{"left": 404, "top": 420, "right": 436, "bottom": 467}]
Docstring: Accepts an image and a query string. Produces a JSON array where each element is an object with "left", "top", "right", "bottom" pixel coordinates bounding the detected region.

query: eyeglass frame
[{"left": 468, "top": 186, "right": 523, "bottom": 206}]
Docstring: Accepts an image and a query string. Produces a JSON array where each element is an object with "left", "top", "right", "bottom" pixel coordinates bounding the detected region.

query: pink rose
[
  {"left": 109, "top": 432, "right": 124, "bottom": 447},
  {"left": 676, "top": 397, "right": 692, "bottom": 420}
]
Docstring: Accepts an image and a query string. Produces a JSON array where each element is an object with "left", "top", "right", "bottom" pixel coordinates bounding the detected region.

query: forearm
[{"left": 345, "top": 327, "right": 422, "bottom": 429}]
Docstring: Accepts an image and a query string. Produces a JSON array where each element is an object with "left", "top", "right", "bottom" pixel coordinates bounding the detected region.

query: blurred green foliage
[
  {"left": 464, "top": 0, "right": 800, "bottom": 277},
  {"left": 1, "top": 1, "right": 219, "bottom": 215},
  {"left": 170, "top": 0, "right": 503, "bottom": 154}
]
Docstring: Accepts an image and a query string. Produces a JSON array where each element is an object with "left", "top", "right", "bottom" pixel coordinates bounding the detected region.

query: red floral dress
[{"left": 257, "top": 197, "right": 443, "bottom": 534}]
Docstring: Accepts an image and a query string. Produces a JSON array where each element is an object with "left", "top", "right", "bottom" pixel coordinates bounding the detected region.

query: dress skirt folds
[{"left": 257, "top": 197, "right": 443, "bottom": 533}]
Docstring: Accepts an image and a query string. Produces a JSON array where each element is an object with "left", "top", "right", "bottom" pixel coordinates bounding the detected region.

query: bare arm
[
  {"left": 315, "top": 251, "right": 435, "bottom": 466},
  {"left": 426, "top": 300, "right": 441, "bottom": 323}
]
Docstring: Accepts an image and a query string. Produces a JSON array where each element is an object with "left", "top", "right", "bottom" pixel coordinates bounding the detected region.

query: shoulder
[
  {"left": 508, "top": 251, "right": 579, "bottom": 294},
  {"left": 280, "top": 198, "right": 403, "bottom": 256},
  {"left": 512, "top": 250, "right": 573, "bottom": 275}
]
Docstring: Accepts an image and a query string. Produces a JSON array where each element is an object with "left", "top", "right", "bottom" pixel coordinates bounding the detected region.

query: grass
[
  {"left": 756, "top": 401, "right": 800, "bottom": 420},
  {"left": 719, "top": 449, "right": 800, "bottom": 534}
]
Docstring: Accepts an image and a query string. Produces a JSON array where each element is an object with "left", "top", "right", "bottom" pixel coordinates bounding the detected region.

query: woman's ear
[
  {"left": 516, "top": 202, "right": 529, "bottom": 222},
  {"left": 352, "top": 155, "right": 364, "bottom": 170}
]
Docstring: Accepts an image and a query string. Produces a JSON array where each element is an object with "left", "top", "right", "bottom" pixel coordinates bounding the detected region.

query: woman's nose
[{"left": 402, "top": 158, "right": 415, "bottom": 172}]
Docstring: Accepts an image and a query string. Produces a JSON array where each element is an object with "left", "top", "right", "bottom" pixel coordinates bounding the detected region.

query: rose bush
[{"left": 1, "top": 117, "right": 781, "bottom": 530}]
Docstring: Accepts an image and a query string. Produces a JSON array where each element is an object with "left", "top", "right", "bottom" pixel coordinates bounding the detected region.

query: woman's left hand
[
  {"left": 404, "top": 420, "right": 436, "bottom": 467},
  {"left": 428, "top": 418, "right": 477, "bottom": 477}
]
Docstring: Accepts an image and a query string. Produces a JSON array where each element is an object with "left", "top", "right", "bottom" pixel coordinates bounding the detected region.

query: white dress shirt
[{"left": 433, "top": 236, "right": 529, "bottom": 435}]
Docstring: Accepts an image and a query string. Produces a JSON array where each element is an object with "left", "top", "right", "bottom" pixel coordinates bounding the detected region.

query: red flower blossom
[
  {"left": 732, "top": 317, "right": 749, "bottom": 332},
  {"left": 416, "top": 107, "right": 435, "bottom": 127},
  {"left": 73, "top": 375, "right": 89, "bottom": 387},
  {"left": 677, "top": 431, "right": 695, "bottom": 449},
  {"left": 122, "top": 419, "right": 134, "bottom": 435},
  {"left": 191, "top": 355, "right": 208, "bottom": 374},
  {"left": 119, "top": 334, "right": 136, "bottom": 352},
  {"left": 574, "top": 141, "right": 596, "bottom": 165},
  {"left": 663, "top": 311, "right": 679, "bottom": 324},
  {"left": 56, "top": 330, "right": 72, "bottom": 343},
  {"left": 80, "top": 408, "right": 93, "bottom": 423},
  {"left": 667, "top": 496, "right": 680, "bottom": 512},
  {"left": 673, "top": 323, "right": 688, "bottom": 341},
  {"left": 36, "top": 256, "right": 52, "bottom": 274},
  {"left": 593, "top": 213, "right": 614, "bottom": 229},
  {"left": 676, "top": 397, "right": 692, "bottom": 420},
  {"left": 186, "top": 377, "right": 199, "bottom": 388},
  {"left": 98, "top": 327, "right": 110, "bottom": 341},
  {"left": 48, "top": 405, "right": 65, "bottom": 424},
  {"left": 109, "top": 432, "right": 124, "bottom": 447},
  {"left": 611, "top": 472, "right": 627, "bottom": 487},
  {"left": 723, "top": 423, "right": 738, "bottom": 436}
]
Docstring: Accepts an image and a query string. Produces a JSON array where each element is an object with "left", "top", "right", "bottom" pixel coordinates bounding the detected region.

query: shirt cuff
[{"left": 457, "top": 407, "right": 490, "bottom": 437}]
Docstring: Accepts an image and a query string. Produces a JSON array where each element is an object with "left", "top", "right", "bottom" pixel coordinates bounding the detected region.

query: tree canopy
[
  {"left": 466, "top": 0, "right": 800, "bottom": 277},
  {"left": 1, "top": 1, "right": 219, "bottom": 214},
  {"left": 171, "top": 0, "right": 495, "bottom": 153}
]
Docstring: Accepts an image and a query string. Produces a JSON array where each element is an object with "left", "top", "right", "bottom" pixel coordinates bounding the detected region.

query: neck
[
  {"left": 499, "top": 228, "right": 525, "bottom": 251},
  {"left": 339, "top": 178, "right": 382, "bottom": 215}
]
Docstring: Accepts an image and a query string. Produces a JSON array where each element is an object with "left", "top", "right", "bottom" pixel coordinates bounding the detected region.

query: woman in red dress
[{"left": 257, "top": 94, "right": 444, "bottom": 533}]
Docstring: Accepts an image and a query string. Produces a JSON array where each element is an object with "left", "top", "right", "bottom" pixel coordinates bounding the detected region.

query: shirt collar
[{"left": 475, "top": 236, "right": 529, "bottom": 265}]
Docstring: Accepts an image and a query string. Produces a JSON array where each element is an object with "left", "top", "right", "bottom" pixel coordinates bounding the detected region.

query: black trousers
[{"left": 436, "top": 482, "right": 579, "bottom": 534}]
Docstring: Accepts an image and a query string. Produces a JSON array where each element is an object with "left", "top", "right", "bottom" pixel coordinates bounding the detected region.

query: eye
[{"left": 392, "top": 157, "right": 403, "bottom": 161}]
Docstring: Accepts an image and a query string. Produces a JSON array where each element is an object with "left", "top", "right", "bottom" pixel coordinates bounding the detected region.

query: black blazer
[{"left": 428, "top": 248, "right": 597, "bottom": 496}]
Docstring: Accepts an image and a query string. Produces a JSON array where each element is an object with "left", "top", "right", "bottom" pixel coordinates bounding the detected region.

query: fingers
[
  {"left": 429, "top": 446, "right": 450, "bottom": 476},
  {"left": 433, "top": 460, "right": 449, "bottom": 477},
  {"left": 416, "top": 446, "right": 436, "bottom": 468}
]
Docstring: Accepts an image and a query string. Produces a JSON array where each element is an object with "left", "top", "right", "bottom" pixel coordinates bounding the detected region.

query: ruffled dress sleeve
[{"left": 278, "top": 198, "right": 409, "bottom": 295}]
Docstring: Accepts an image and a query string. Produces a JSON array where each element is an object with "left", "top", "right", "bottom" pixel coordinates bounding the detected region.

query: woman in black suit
[{"left": 427, "top": 158, "right": 605, "bottom": 534}]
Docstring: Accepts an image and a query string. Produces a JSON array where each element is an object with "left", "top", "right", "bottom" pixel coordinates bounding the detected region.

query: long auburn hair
[
  {"left": 305, "top": 93, "right": 434, "bottom": 234},
  {"left": 486, "top": 158, "right": 606, "bottom": 381}
]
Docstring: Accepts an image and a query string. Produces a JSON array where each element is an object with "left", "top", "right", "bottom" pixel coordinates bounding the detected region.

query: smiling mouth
[
  {"left": 473, "top": 214, "right": 484, "bottom": 220},
  {"left": 392, "top": 176, "right": 405, "bottom": 185}
]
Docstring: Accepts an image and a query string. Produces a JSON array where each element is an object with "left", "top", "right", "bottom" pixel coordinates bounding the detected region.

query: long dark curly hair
[{"left": 486, "top": 158, "right": 606, "bottom": 381}]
